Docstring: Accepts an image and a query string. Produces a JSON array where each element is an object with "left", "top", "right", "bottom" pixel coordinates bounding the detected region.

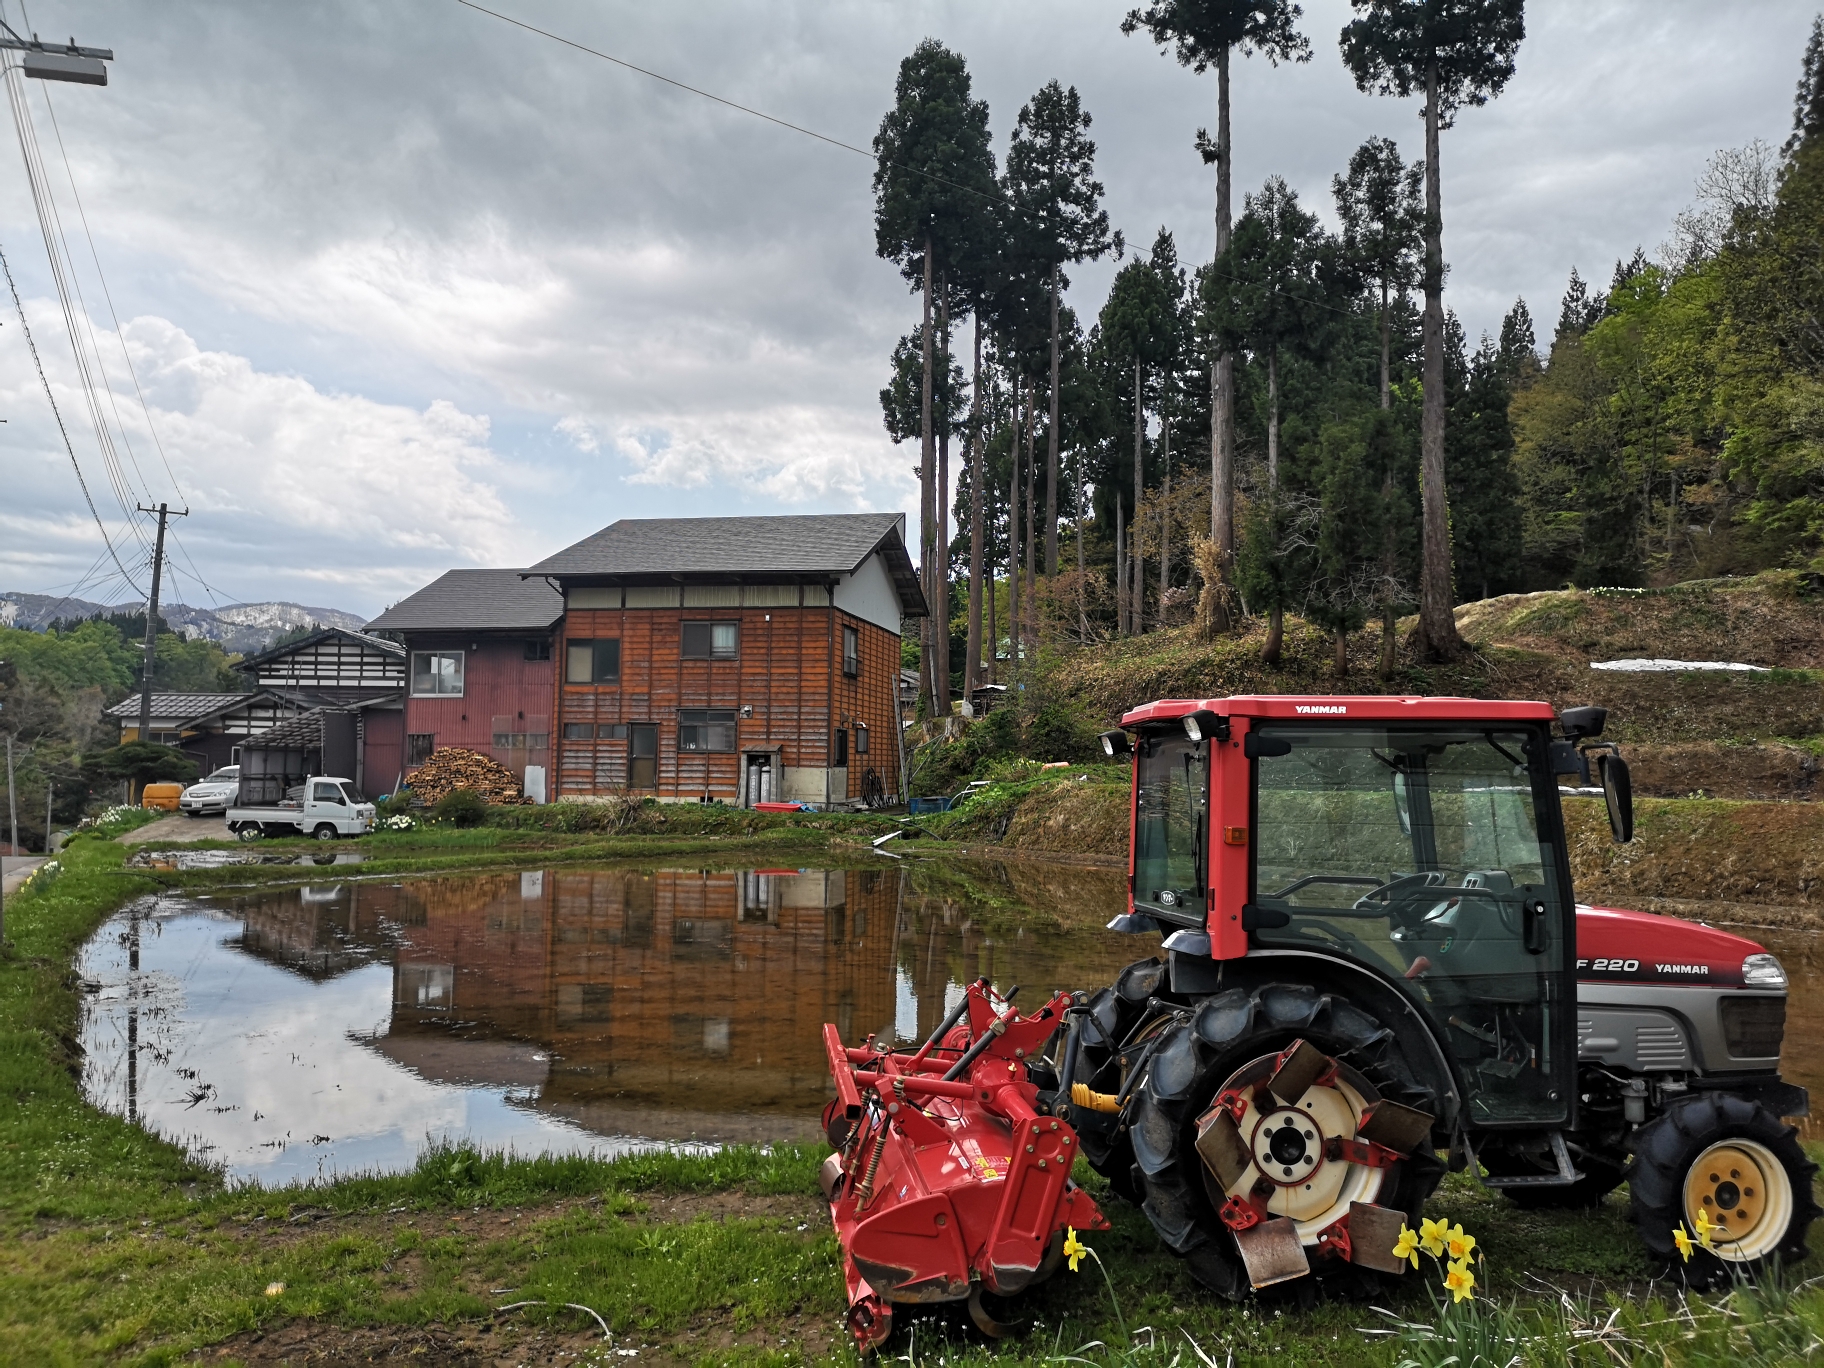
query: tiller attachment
[{"left": 822, "top": 980, "right": 1109, "bottom": 1352}]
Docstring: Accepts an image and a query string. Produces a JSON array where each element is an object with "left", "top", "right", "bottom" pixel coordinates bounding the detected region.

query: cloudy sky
[{"left": 0, "top": 0, "right": 1814, "bottom": 620}]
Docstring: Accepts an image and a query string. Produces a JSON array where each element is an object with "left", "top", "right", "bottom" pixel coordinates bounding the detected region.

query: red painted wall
[
  {"left": 402, "top": 634, "right": 554, "bottom": 776},
  {"left": 362, "top": 707, "right": 405, "bottom": 797}
]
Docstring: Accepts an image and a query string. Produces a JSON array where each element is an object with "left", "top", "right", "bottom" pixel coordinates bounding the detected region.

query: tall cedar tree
[
  {"left": 1148, "top": 229, "right": 1194, "bottom": 612},
  {"left": 1340, "top": 0, "right": 1525, "bottom": 661},
  {"left": 1099, "top": 252, "right": 1178, "bottom": 633},
  {"left": 1445, "top": 319, "right": 1526, "bottom": 600},
  {"left": 1210, "top": 176, "right": 1331, "bottom": 662},
  {"left": 1122, "top": 0, "right": 1309, "bottom": 635},
  {"left": 1004, "top": 81, "right": 1118, "bottom": 583},
  {"left": 1311, "top": 418, "right": 1382, "bottom": 674},
  {"left": 1333, "top": 136, "right": 1424, "bottom": 409},
  {"left": 873, "top": 41, "right": 997, "bottom": 714},
  {"left": 1783, "top": 13, "right": 1824, "bottom": 158}
]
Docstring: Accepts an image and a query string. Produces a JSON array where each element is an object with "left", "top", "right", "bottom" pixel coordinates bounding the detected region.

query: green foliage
[
  {"left": 84, "top": 741, "right": 199, "bottom": 787},
  {"left": 1120, "top": 0, "right": 1310, "bottom": 73},
  {"left": 1339, "top": 0, "right": 1526, "bottom": 118},
  {"left": 430, "top": 787, "right": 487, "bottom": 828}
]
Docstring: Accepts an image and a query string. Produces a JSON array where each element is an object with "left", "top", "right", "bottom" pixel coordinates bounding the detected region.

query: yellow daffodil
[
  {"left": 1063, "top": 1226, "right": 1088, "bottom": 1274},
  {"left": 1392, "top": 1224, "right": 1421, "bottom": 1270},
  {"left": 1673, "top": 1224, "right": 1695, "bottom": 1261},
  {"left": 1694, "top": 1208, "right": 1715, "bottom": 1249},
  {"left": 1444, "top": 1257, "right": 1476, "bottom": 1304},
  {"left": 1419, "top": 1215, "right": 1449, "bottom": 1258},
  {"left": 1445, "top": 1224, "right": 1476, "bottom": 1262}
]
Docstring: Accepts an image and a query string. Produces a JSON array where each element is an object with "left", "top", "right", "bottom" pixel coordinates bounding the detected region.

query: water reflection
[{"left": 78, "top": 861, "right": 1137, "bottom": 1182}]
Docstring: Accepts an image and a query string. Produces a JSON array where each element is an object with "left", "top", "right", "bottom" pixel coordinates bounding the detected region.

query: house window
[
  {"left": 681, "top": 621, "right": 738, "bottom": 660},
  {"left": 833, "top": 728, "right": 848, "bottom": 767},
  {"left": 842, "top": 625, "right": 860, "bottom": 677},
  {"left": 562, "top": 723, "right": 593, "bottom": 740},
  {"left": 856, "top": 725, "right": 869, "bottom": 755},
  {"left": 524, "top": 639, "right": 552, "bottom": 661},
  {"left": 566, "top": 639, "right": 621, "bottom": 684},
  {"left": 410, "top": 651, "right": 464, "bottom": 696},
  {"left": 598, "top": 723, "right": 629, "bottom": 740},
  {"left": 407, "top": 733, "right": 436, "bottom": 766},
  {"left": 679, "top": 709, "right": 738, "bottom": 752}
]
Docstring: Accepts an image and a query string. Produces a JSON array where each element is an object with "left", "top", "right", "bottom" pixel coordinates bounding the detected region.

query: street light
[{"left": 0, "top": 21, "right": 111, "bottom": 86}]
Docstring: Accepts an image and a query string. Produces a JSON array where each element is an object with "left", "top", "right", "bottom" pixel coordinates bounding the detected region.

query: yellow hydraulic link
[{"left": 1071, "top": 1082, "right": 1122, "bottom": 1114}]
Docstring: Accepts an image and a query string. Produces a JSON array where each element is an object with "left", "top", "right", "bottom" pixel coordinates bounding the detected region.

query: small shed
[{"left": 237, "top": 708, "right": 360, "bottom": 805}]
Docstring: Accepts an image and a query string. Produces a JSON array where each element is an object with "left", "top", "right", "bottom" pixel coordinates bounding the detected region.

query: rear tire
[
  {"left": 1091, "top": 978, "right": 1445, "bottom": 1301},
  {"left": 1629, "top": 1092, "right": 1818, "bottom": 1287},
  {"left": 234, "top": 823, "right": 261, "bottom": 843}
]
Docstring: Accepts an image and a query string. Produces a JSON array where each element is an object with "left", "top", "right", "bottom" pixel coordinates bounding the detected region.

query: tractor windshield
[
  {"left": 1250, "top": 724, "right": 1570, "bottom": 1126},
  {"left": 1133, "top": 731, "right": 1207, "bottom": 925}
]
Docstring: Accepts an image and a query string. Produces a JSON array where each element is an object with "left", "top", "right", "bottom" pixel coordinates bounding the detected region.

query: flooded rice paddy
[
  {"left": 76, "top": 860, "right": 1824, "bottom": 1184},
  {"left": 77, "top": 861, "right": 1139, "bottom": 1183}
]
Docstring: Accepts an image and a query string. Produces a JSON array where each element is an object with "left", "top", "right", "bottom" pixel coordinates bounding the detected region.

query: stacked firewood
[{"left": 407, "top": 748, "right": 528, "bottom": 805}]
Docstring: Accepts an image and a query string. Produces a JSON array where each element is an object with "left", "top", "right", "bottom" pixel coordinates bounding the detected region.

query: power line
[
  {"left": 450, "top": 1, "right": 1378, "bottom": 326},
  {"left": 37, "top": 79, "right": 186, "bottom": 504},
  {"left": 0, "top": 232, "right": 142, "bottom": 595}
]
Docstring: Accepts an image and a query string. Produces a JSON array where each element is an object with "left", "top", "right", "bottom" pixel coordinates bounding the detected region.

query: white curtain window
[{"left": 410, "top": 651, "right": 464, "bottom": 696}]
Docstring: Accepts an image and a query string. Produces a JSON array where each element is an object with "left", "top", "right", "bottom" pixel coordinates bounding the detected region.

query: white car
[{"left": 179, "top": 765, "right": 241, "bottom": 817}]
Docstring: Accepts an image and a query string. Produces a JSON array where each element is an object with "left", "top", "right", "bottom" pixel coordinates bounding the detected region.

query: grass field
[{"left": 2, "top": 830, "right": 1822, "bottom": 1365}]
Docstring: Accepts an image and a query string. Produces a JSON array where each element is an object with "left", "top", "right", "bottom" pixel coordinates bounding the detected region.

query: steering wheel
[{"left": 1351, "top": 870, "right": 1445, "bottom": 911}]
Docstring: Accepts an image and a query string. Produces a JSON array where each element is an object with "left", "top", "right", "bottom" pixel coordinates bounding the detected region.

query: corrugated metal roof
[
  {"left": 365, "top": 569, "right": 563, "bottom": 633},
  {"left": 523, "top": 514, "right": 925, "bottom": 616},
  {"left": 105, "top": 692, "right": 250, "bottom": 720}
]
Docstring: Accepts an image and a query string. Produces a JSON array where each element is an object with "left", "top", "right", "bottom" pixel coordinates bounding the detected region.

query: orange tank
[{"left": 140, "top": 783, "right": 184, "bottom": 811}]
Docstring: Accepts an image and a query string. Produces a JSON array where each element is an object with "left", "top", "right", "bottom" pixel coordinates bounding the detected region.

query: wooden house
[
  {"left": 107, "top": 628, "right": 407, "bottom": 796},
  {"left": 364, "top": 570, "right": 563, "bottom": 797},
  {"left": 523, "top": 514, "right": 925, "bottom": 806}
]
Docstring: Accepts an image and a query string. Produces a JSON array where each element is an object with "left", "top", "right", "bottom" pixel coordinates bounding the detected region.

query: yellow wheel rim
[{"left": 1683, "top": 1140, "right": 1791, "bottom": 1261}]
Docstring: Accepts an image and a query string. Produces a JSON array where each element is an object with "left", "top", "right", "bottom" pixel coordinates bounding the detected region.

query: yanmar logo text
[{"left": 1294, "top": 704, "right": 1348, "bottom": 714}]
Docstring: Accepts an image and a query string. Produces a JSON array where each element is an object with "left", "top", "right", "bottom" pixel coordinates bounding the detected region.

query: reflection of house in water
[
  {"left": 379, "top": 867, "right": 901, "bottom": 1139},
  {"left": 234, "top": 884, "right": 398, "bottom": 979},
  {"left": 218, "top": 859, "right": 1136, "bottom": 1147}
]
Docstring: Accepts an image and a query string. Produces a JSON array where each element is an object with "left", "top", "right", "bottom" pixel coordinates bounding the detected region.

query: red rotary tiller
[{"left": 820, "top": 979, "right": 1109, "bottom": 1352}]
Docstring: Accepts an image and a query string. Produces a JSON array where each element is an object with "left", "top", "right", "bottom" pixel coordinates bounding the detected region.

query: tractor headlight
[{"left": 1742, "top": 953, "right": 1788, "bottom": 988}]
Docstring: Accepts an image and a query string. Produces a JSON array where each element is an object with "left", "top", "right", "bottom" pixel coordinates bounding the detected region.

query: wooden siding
[
  {"left": 251, "top": 634, "right": 404, "bottom": 695},
  {"left": 401, "top": 635, "right": 554, "bottom": 779},
  {"left": 382, "top": 867, "right": 900, "bottom": 1121},
  {"left": 553, "top": 605, "right": 900, "bottom": 801}
]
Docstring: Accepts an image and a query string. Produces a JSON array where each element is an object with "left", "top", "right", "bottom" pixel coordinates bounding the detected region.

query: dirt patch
[
  {"left": 625, "top": 1189, "right": 824, "bottom": 1227},
  {"left": 1621, "top": 742, "right": 1823, "bottom": 800},
  {"left": 1567, "top": 796, "right": 1824, "bottom": 907}
]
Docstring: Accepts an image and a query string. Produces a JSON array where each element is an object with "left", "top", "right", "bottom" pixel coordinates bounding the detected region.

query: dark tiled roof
[
  {"left": 241, "top": 707, "right": 342, "bottom": 749},
  {"left": 105, "top": 692, "right": 250, "bottom": 720},
  {"left": 365, "top": 569, "right": 563, "bottom": 633},
  {"left": 524, "top": 514, "right": 925, "bottom": 616}
]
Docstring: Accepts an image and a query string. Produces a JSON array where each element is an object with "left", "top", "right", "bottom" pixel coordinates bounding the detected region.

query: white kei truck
[{"left": 227, "top": 777, "right": 376, "bottom": 841}]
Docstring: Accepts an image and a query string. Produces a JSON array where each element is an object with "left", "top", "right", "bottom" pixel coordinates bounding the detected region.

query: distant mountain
[{"left": 0, "top": 592, "right": 367, "bottom": 655}]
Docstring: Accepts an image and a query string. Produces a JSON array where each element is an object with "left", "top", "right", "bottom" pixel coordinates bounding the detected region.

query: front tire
[
  {"left": 1629, "top": 1092, "right": 1819, "bottom": 1286},
  {"left": 312, "top": 824, "right": 338, "bottom": 841}
]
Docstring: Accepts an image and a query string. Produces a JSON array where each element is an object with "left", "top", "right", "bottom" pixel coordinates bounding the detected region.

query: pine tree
[
  {"left": 873, "top": 41, "right": 998, "bottom": 715},
  {"left": 1099, "top": 252, "right": 1178, "bottom": 633},
  {"left": 1340, "top": 0, "right": 1526, "bottom": 662},
  {"left": 1122, "top": 0, "right": 1310, "bottom": 636},
  {"left": 1310, "top": 419, "right": 1381, "bottom": 674},
  {"left": 1784, "top": 12, "right": 1824, "bottom": 157},
  {"left": 1004, "top": 81, "right": 1118, "bottom": 585},
  {"left": 1555, "top": 266, "right": 1605, "bottom": 344},
  {"left": 1333, "top": 135, "right": 1423, "bottom": 409}
]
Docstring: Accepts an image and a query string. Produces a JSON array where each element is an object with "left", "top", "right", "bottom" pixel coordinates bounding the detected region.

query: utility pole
[
  {"left": 5, "top": 732, "right": 15, "bottom": 861},
  {"left": 44, "top": 778, "right": 52, "bottom": 854},
  {"left": 134, "top": 502, "right": 186, "bottom": 747}
]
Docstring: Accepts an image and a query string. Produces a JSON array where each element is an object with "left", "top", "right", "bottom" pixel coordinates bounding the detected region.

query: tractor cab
[{"left": 1109, "top": 695, "right": 1604, "bottom": 1132}]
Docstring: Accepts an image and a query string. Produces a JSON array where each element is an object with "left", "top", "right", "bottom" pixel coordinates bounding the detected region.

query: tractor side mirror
[
  {"left": 1100, "top": 730, "right": 1131, "bottom": 759},
  {"left": 1598, "top": 754, "right": 1634, "bottom": 843}
]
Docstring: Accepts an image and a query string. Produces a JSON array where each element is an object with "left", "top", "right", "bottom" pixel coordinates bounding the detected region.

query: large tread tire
[
  {"left": 1629, "top": 1092, "right": 1819, "bottom": 1288},
  {"left": 1126, "top": 981, "right": 1445, "bottom": 1302},
  {"left": 1064, "top": 957, "right": 1169, "bottom": 1201}
]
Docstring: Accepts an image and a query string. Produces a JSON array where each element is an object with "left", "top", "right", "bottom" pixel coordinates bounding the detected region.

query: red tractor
[{"left": 822, "top": 695, "right": 1814, "bottom": 1348}]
